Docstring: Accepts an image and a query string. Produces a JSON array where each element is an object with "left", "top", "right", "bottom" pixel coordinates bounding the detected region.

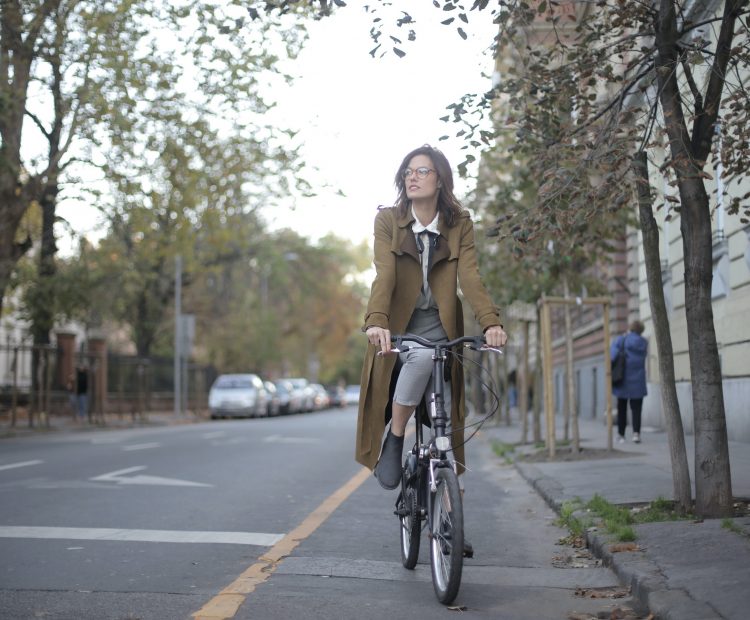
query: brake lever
[
  {"left": 480, "top": 345, "right": 504, "bottom": 355},
  {"left": 377, "top": 347, "right": 405, "bottom": 356}
]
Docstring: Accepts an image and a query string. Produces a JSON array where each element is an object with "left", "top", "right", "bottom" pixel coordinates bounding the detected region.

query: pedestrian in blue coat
[{"left": 611, "top": 320, "right": 648, "bottom": 443}]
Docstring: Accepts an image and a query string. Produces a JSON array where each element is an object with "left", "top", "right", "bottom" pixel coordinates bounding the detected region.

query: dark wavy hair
[{"left": 394, "top": 144, "right": 463, "bottom": 227}]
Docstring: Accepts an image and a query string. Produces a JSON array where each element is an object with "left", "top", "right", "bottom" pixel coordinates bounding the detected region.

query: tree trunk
[
  {"left": 29, "top": 180, "right": 59, "bottom": 405},
  {"left": 679, "top": 180, "right": 732, "bottom": 517},
  {"left": 32, "top": 180, "right": 59, "bottom": 348},
  {"left": 655, "top": 1, "right": 733, "bottom": 517},
  {"left": 0, "top": 193, "right": 32, "bottom": 318},
  {"left": 633, "top": 151, "right": 692, "bottom": 513}
]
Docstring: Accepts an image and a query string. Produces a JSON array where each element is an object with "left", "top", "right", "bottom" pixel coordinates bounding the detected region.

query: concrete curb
[
  {"left": 0, "top": 412, "right": 206, "bottom": 439},
  {"left": 513, "top": 461, "right": 721, "bottom": 620}
]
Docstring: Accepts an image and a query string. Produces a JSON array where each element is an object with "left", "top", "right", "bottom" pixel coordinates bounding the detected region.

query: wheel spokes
[{"left": 432, "top": 485, "right": 455, "bottom": 586}]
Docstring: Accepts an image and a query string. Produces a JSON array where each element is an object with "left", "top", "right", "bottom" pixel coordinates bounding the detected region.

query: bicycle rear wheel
[
  {"left": 399, "top": 483, "right": 421, "bottom": 568},
  {"left": 429, "top": 467, "right": 463, "bottom": 604}
]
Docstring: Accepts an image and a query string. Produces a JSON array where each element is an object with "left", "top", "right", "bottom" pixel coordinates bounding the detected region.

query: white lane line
[
  {"left": 122, "top": 442, "right": 161, "bottom": 451},
  {"left": 0, "top": 460, "right": 44, "bottom": 473},
  {"left": 0, "top": 526, "right": 283, "bottom": 546},
  {"left": 90, "top": 466, "right": 212, "bottom": 487},
  {"left": 263, "top": 434, "right": 320, "bottom": 444}
]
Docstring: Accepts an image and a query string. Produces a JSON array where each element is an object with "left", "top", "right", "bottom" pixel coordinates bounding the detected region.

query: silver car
[
  {"left": 285, "top": 377, "right": 315, "bottom": 412},
  {"left": 263, "top": 380, "right": 281, "bottom": 417},
  {"left": 208, "top": 374, "right": 267, "bottom": 419}
]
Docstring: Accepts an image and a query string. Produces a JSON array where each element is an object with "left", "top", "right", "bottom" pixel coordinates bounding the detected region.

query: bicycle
[{"left": 383, "top": 333, "right": 500, "bottom": 605}]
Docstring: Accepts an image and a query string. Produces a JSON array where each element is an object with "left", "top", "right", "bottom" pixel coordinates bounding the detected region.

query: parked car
[
  {"left": 344, "top": 384, "right": 361, "bottom": 406},
  {"left": 285, "top": 377, "right": 314, "bottom": 412},
  {"left": 263, "top": 380, "right": 281, "bottom": 417},
  {"left": 326, "top": 384, "right": 346, "bottom": 408},
  {"left": 274, "top": 379, "right": 301, "bottom": 415},
  {"left": 309, "top": 383, "right": 330, "bottom": 410},
  {"left": 208, "top": 374, "right": 268, "bottom": 419}
]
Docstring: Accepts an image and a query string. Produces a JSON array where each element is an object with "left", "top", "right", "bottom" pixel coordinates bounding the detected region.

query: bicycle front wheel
[
  {"left": 429, "top": 467, "right": 463, "bottom": 604},
  {"left": 399, "top": 483, "right": 421, "bottom": 569}
]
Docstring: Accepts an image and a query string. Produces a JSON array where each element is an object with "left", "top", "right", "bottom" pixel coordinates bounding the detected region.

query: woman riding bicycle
[{"left": 356, "top": 144, "right": 507, "bottom": 497}]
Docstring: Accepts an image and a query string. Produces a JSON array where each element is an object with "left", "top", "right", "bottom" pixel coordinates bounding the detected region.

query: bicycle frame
[
  {"left": 391, "top": 333, "right": 491, "bottom": 604},
  {"left": 392, "top": 334, "right": 487, "bottom": 511}
]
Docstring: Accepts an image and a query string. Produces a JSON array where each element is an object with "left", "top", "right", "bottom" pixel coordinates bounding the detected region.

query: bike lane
[{"left": 220, "top": 431, "right": 645, "bottom": 620}]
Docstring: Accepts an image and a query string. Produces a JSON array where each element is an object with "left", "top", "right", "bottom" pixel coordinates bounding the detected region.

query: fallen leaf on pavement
[{"left": 574, "top": 587, "right": 629, "bottom": 599}]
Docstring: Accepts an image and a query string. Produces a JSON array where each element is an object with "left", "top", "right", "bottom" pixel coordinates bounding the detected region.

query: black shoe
[
  {"left": 374, "top": 431, "right": 404, "bottom": 490},
  {"left": 463, "top": 539, "right": 474, "bottom": 558}
]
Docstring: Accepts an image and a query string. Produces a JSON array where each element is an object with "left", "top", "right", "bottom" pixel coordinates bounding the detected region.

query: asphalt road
[{"left": 0, "top": 408, "right": 639, "bottom": 620}]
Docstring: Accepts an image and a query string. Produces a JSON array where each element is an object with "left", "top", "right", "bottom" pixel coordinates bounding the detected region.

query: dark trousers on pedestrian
[{"left": 617, "top": 398, "right": 642, "bottom": 437}]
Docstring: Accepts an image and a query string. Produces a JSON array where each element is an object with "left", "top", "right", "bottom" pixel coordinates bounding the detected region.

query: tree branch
[
  {"left": 679, "top": 50, "right": 704, "bottom": 116},
  {"left": 24, "top": 110, "right": 51, "bottom": 139},
  {"left": 693, "top": 0, "right": 749, "bottom": 160},
  {"left": 639, "top": 96, "right": 660, "bottom": 153},
  {"left": 570, "top": 62, "right": 655, "bottom": 137}
]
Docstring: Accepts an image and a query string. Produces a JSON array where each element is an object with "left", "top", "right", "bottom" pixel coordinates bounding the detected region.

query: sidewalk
[
  {"left": 0, "top": 410, "right": 205, "bottom": 438},
  {"left": 476, "top": 413, "right": 750, "bottom": 620}
]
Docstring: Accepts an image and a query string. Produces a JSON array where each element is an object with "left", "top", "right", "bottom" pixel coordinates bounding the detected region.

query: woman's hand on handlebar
[
  {"left": 366, "top": 326, "right": 392, "bottom": 354},
  {"left": 484, "top": 325, "right": 508, "bottom": 348}
]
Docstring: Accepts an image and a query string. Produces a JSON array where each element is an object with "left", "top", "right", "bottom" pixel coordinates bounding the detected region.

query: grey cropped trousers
[{"left": 393, "top": 308, "right": 452, "bottom": 415}]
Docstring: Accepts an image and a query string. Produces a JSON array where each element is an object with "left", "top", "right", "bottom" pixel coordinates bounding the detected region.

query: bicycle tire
[
  {"left": 429, "top": 467, "right": 464, "bottom": 604},
  {"left": 399, "top": 482, "right": 421, "bottom": 569}
]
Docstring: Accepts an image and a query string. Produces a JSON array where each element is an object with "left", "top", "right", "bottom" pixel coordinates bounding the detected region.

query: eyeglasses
[{"left": 402, "top": 167, "right": 436, "bottom": 180}]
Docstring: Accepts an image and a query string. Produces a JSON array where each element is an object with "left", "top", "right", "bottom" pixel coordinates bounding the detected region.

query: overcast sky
[
  {"left": 57, "top": 4, "right": 498, "bottom": 251},
  {"left": 263, "top": 4, "right": 498, "bottom": 245}
]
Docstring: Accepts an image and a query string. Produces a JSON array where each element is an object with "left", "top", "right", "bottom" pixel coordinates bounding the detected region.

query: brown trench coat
[{"left": 355, "top": 206, "right": 501, "bottom": 474}]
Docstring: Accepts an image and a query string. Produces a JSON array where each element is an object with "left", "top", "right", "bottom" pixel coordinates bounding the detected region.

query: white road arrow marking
[
  {"left": 0, "top": 460, "right": 43, "bottom": 472},
  {"left": 90, "top": 466, "right": 212, "bottom": 487}
]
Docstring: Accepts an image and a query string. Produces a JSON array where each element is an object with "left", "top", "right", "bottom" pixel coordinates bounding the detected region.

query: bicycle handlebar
[{"left": 389, "top": 333, "right": 501, "bottom": 353}]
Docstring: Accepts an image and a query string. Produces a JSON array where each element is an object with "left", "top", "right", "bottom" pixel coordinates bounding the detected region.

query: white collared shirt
[{"left": 411, "top": 206, "right": 440, "bottom": 309}]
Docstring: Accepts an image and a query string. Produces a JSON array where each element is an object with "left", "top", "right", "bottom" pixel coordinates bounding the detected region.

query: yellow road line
[{"left": 191, "top": 466, "right": 372, "bottom": 620}]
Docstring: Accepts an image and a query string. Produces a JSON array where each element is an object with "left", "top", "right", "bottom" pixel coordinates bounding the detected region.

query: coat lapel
[
  {"left": 431, "top": 217, "right": 451, "bottom": 268},
  {"left": 395, "top": 210, "right": 420, "bottom": 263},
  {"left": 395, "top": 208, "right": 452, "bottom": 268}
]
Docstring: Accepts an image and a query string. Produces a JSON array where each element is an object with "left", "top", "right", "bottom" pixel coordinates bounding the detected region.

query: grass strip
[{"left": 557, "top": 494, "right": 693, "bottom": 543}]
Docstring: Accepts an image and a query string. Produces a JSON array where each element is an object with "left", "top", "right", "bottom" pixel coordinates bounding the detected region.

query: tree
[
  {"left": 633, "top": 150, "right": 691, "bottom": 512},
  {"left": 1, "top": 0, "right": 164, "bottom": 319},
  {"left": 462, "top": 1, "right": 748, "bottom": 516},
  {"left": 0, "top": 0, "right": 311, "bottom": 330},
  {"left": 0, "top": 0, "right": 55, "bottom": 319}
]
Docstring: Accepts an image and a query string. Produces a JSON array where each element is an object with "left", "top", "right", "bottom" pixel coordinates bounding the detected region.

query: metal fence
[
  {"left": 0, "top": 343, "right": 216, "bottom": 428},
  {"left": 106, "top": 354, "right": 216, "bottom": 419}
]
